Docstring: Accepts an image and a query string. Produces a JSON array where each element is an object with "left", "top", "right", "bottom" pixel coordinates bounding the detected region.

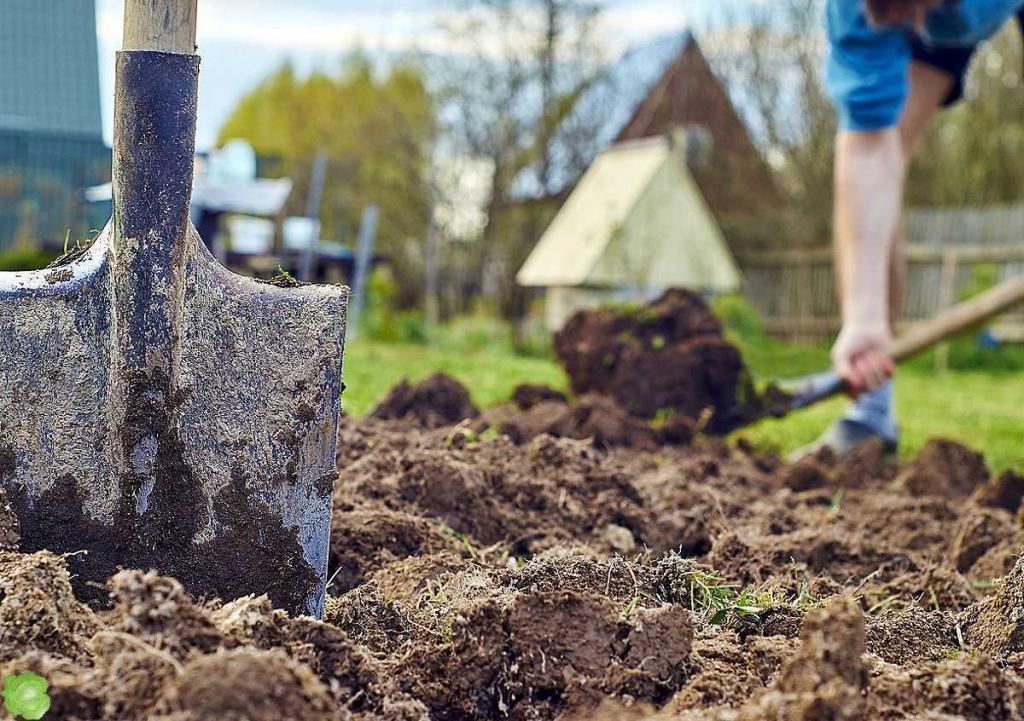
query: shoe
[{"left": 790, "top": 418, "right": 899, "bottom": 462}]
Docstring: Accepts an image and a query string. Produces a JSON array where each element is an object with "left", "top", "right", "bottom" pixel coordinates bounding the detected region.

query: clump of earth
[
  {"left": 553, "top": 289, "right": 777, "bottom": 433},
  {"left": 369, "top": 290, "right": 783, "bottom": 449}
]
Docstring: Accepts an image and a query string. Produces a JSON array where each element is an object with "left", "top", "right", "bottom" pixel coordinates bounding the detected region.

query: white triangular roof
[{"left": 517, "top": 134, "right": 740, "bottom": 291}]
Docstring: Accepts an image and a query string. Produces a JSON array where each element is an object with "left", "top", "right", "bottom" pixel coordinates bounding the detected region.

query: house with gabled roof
[
  {"left": 516, "top": 31, "right": 777, "bottom": 329},
  {"left": 515, "top": 31, "right": 779, "bottom": 248}
]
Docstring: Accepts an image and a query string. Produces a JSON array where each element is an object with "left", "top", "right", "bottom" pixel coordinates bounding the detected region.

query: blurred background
[{"left": 1, "top": 0, "right": 1021, "bottom": 467}]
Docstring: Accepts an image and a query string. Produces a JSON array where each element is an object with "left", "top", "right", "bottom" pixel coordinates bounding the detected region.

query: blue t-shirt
[{"left": 826, "top": 0, "right": 1023, "bottom": 131}]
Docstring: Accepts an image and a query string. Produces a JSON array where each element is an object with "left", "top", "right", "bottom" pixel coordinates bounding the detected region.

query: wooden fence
[{"left": 735, "top": 244, "right": 1024, "bottom": 344}]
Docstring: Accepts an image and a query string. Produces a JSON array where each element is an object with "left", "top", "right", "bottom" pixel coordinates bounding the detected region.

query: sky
[{"left": 94, "top": 0, "right": 756, "bottom": 149}]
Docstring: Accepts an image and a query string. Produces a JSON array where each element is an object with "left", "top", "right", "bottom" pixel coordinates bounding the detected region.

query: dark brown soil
[
  {"left": 370, "top": 372, "right": 479, "bottom": 429},
  {"left": 3, "top": 382, "right": 1023, "bottom": 719},
  {"left": 512, "top": 384, "right": 568, "bottom": 410},
  {"left": 499, "top": 393, "right": 665, "bottom": 449},
  {"left": 896, "top": 438, "right": 990, "bottom": 499},
  {"left": 552, "top": 289, "right": 772, "bottom": 432}
]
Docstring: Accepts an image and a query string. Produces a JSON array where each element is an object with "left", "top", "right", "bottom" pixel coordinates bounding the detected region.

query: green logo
[{"left": 2, "top": 673, "right": 51, "bottom": 720}]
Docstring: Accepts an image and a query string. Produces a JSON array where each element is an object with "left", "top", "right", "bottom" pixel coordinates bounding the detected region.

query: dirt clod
[
  {"left": 0, "top": 550, "right": 99, "bottom": 663},
  {"left": 897, "top": 439, "right": 990, "bottom": 499},
  {"left": 150, "top": 649, "right": 340, "bottom": 721},
  {"left": 974, "top": 469, "right": 1024, "bottom": 513},
  {"left": 370, "top": 372, "right": 479, "bottom": 429},
  {"left": 512, "top": 384, "right": 568, "bottom": 409},
  {"left": 553, "top": 289, "right": 764, "bottom": 432}
]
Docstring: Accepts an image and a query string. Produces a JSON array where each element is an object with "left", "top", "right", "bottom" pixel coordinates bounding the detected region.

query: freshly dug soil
[
  {"left": 4, "top": 407, "right": 1024, "bottom": 720},
  {"left": 553, "top": 289, "right": 770, "bottom": 432},
  {"left": 370, "top": 372, "right": 479, "bottom": 429}
]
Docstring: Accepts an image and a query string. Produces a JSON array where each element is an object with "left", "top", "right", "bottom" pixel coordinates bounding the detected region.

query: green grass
[
  {"left": 342, "top": 338, "right": 569, "bottom": 416},
  {"left": 342, "top": 335, "right": 1023, "bottom": 474},
  {"left": 728, "top": 332, "right": 1023, "bottom": 472},
  {"left": 739, "top": 371, "right": 1022, "bottom": 472}
]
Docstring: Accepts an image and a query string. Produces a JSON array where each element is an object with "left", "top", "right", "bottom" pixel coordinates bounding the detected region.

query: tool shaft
[
  {"left": 123, "top": 0, "right": 198, "bottom": 54},
  {"left": 775, "top": 275, "right": 1024, "bottom": 421},
  {"left": 888, "top": 276, "right": 1024, "bottom": 361}
]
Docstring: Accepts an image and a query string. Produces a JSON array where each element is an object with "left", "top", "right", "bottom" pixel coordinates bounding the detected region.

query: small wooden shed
[{"left": 517, "top": 132, "right": 741, "bottom": 330}]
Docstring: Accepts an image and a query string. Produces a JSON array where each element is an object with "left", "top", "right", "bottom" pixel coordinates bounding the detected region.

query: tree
[
  {"left": 437, "top": 0, "right": 607, "bottom": 317},
  {"left": 218, "top": 55, "right": 436, "bottom": 307},
  {"left": 908, "top": 23, "right": 1024, "bottom": 207},
  {"left": 709, "top": 0, "right": 836, "bottom": 247}
]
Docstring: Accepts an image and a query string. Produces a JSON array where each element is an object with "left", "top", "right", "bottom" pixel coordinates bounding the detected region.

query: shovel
[
  {"left": 0, "top": 1, "right": 348, "bottom": 618},
  {"left": 743, "top": 275, "right": 1024, "bottom": 426}
]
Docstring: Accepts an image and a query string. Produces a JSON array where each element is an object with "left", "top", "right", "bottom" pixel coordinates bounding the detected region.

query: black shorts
[{"left": 910, "top": 11, "right": 1024, "bottom": 107}]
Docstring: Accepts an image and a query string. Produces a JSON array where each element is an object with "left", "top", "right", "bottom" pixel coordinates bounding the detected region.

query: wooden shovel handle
[
  {"left": 123, "top": 0, "right": 197, "bottom": 54},
  {"left": 888, "top": 276, "right": 1024, "bottom": 362}
]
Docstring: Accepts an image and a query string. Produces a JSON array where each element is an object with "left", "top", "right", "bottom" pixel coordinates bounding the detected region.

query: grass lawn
[
  {"left": 343, "top": 337, "right": 1023, "bottom": 473},
  {"left": 343, "top": 339, "right": 569, "bottom": 416}
]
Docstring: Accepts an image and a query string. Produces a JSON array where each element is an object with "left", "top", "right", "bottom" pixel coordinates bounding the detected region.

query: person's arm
[
  {"left": 831, "top": 129, "right": 903, "bottom": 392},
  {"left": 824, "top": 0, "right": 910, "bottom": 393}
]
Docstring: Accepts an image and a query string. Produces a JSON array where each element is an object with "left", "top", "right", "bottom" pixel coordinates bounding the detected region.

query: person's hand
[{"left": 832, "top": 322, "right": 894, "bottom": 396}]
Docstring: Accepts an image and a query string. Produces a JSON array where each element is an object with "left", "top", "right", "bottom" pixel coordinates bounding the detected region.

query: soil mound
[
  {"left": 0, "top": 550, "right": 99, "bottom": 663},
  {"left": 3, "top": 402, "right": 1024, "bottom": 720},
  {"left": 751, "top": 597, "right": 867, "bottom": 720},
  {"left": 553, "top": 289, "right": 760, "bottom": 432},
  {"left": 949, "top": 508, "right": 1015, "bottom": 574},
  {"left": 500, "top": 393, "right": 665, "bottom": 448},
  {"left": 370, "top": 372, "right": 479, "bottom": 429},
  {"left": 150, "top": 649, "right": 339, "bottom": 721},
  {"left": 512, "top": 384, "right": 568, "bottom": 409},
  {"left": 897, "top": 439, "right": 990, "bottom": 498},
  {"left": 973, "top": 469, "right": 1024, "bottom": 513},
  {"left": 960, "top": 553, "right": 1024, "bottom": 658},
  {"left": 105, "top": 570, "right": 224, "bottom": 658},
  {"left": 864, "top": 606, "right": 958, "bottom": 665}
]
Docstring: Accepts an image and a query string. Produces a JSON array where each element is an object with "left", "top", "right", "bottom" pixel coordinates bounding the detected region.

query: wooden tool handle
[
  {"left": 888, "top": 276, "right": 1024, "bottom": 361},
  {"left": 123, "top": 0, "right": 197, "bottom": 53}
]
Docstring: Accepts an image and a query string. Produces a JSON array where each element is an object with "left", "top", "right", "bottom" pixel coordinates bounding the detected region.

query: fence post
[{"left": 935, "top": 249, "right": 959, "bottom": 374}]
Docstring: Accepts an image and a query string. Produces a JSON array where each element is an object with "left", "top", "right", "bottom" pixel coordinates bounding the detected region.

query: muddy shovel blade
[{"left": 0, "top": 51, "right": 347, "bottom": 617}]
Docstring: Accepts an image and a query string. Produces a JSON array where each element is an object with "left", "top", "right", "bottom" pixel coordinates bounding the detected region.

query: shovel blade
[{"left": 0, "top": 226, "right": 348, "bottom": 617}]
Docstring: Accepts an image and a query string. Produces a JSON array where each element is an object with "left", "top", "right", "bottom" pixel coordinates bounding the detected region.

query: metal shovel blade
[{"left": 0, "top": 51, "right": 347, "bottom": 617}]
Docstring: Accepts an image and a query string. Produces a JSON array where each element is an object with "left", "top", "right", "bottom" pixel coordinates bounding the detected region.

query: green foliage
[
  {"left": 679, "top": 569, "right": 796, "bottom": 631},
  {"left": 0, "top": 246, "right": 58, "bottom": 271},
  {"left": 361, "top": 266, "right": 400, "bottom": 342},
  {"left": 433, "top": 314, "right": 517, "bottom": 354},
  {"left": 908, "top": 25, "right": 1024, "bottom": 206},
  {"left": 2, "top": 672, "right": 51, "bottom": 720},
  {"left": 218, "top": 55, "right": 436, "bottom": 307},
  {"left": 941, "top": 341, "right": 1024, "bottom": 373},
  {"left": 712, "top": 293, "right": 767, "bottom": 343}
]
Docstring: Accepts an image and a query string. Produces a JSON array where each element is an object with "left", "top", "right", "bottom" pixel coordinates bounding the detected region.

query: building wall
[
  {"left": 0, "top": 130, "right": 110, "bottom": 248},
  {"left": 0, "top": 0, "right": 103, "bottom": 137},
  {"left": 0, "top": 0, "right": 108, "bottom": 250}
]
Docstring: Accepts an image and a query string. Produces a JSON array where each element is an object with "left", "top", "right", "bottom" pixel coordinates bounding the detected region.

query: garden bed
[
  {"left": 2, "top": 292, "right": 1023, "bottom": 720},
  {"left": 3, "top": 405, "right": 1024, "bottom": 719}
]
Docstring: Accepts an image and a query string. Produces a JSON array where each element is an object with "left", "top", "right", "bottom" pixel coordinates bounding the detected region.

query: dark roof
[
  {"left": 513, "top": 31, "right": 691, "bottom": 200},
  {"left": 614, "top": 34, "right": 780, "bottom": 227},
  {"left": 0, "top": 0, "right": 102, "bottom": 138}
]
